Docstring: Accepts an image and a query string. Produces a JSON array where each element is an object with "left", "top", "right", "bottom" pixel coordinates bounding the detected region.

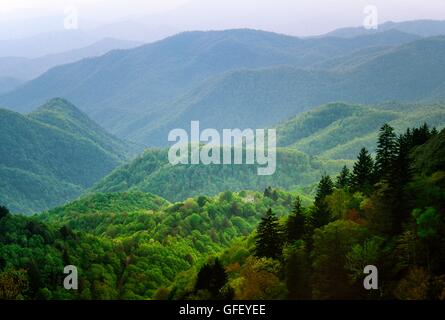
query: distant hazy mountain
[
  {"left": 0, "top": 77, "right": 23, "bottom": 95},
  {"left": 128, "top": 35, "right": 445, "bottom": 146},
  {"left": 0, "top": 38, "right": 141, "bottom": 81},
  {"left": 0, "top": 30, "right": 101, "bottom": 58},
  {"left": 0, "top": 98, "right": 134, "bottom": 214},
  {"left": 0, "top": 18, "right": 177, "bottom": 58},
  {"left": 0, "top": 29, "right": 423, "bottom": 146},
  {"left": 325, "top": 19, "right": 445, "bottom": 38}
]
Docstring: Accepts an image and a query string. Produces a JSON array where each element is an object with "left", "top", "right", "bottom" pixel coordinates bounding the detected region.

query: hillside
[
  {"left": 277, "top": 102, "right": 445, "bottom": 159},
  {"left": 0, "top": 29, "right": 422, "bottom": 145},
  {"left": 90, "top": 147, "right": 346, "bottom": 202},
  {"left": 0, "top": 98, "right": 134, "bottom": 214}
]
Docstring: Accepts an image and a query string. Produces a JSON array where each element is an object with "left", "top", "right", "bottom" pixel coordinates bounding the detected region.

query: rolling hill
[
  {"left": 277, "top": 102, "right": 445, "bottom": 159},
  {"left": 0, "top": 98, "right": 135, "bottom": 214},
  {"left": 89, "top": 147, "right": 346, "bottom": 202}
]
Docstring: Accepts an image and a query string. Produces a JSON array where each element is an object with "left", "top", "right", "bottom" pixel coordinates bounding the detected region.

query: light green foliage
[{"left": 91, "top": 147, "right": 347, "bottom": 202}]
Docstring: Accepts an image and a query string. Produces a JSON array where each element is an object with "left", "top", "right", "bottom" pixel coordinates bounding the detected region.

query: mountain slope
[
  {"left": 0, "top": 98, "right": 133, "bottom": 214},
  {"left": 0, "top": 77, "right": 23, "bottom": 95},
  {"left": 90, "top": 147, "right": 347, "bottom": 202},
  {"left": 277, "top": 102, "right": 445, "bottom": 159}
]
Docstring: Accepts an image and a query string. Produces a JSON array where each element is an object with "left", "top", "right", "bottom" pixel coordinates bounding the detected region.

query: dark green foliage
[
  {"left": 286, "top": 197, "right": 306, "bottom": 243},
  {"left": 285, "top": 243, "right": 311, "bottom": 299},
  {"left": 375, "top": 124, "right": 397, "bottom": 179},
  {"left": 194, "top": 259, "right": 229, "bottom": 299},
  {"left": 336, "top": 166, "right": 351, "bottom": 189},
  {"left": 412, "top": 128, "right": 445, "bottom": 175},
  {"left": 255, "top": 209, "right": 284, "bottom": 260},
  {"left": 351, "top": 148, "right": 375, "bottom": 194},
  {"left": 312, "top": 175, "right": 334, "bottom": 229},
  {"left": 0, "top": 205, "right": 9, "bottom": 220}
]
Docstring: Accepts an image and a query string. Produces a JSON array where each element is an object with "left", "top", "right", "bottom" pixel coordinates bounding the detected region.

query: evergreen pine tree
[
  {"left": 264, "top": 186, "right": 273, "bottom": 198},
  {"left": 351, "top": 148, "right": 375, "bottom": 194},
  {"left": 312, "top": 175, "right": 334, "bottom": 229},
  {"left": 255, "top": 208, "right": 283, "bottom": 259},
  {"left": 431, "top": 127, "right": 438, "bottom": 136},
  {"left": 194, "top": 258, "right": 228, "bottom": 299},
  {"left": 375, "top": 124, "right": 397, "bottom": 180},
  {"left": 286, "top": 197, "right": 306, "bottom": 243},
  {"left": 336, "top": 166, "right": 351, "bottom": 189},
  {"left": 387, "top": 132, "right": 413, "bottom": 234}
]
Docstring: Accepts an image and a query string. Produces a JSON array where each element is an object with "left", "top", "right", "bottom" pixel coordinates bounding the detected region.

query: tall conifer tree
[
  {"left": 255, "top": 208, "right": 283, "bottom": 259},
  {"left": 351, "top": 148, "right": 375, "bottom": 194}
]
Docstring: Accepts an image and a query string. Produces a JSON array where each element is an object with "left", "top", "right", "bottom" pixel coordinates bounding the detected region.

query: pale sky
[{"left": 0, "top": 0, "right": 444, "bottom": 37}]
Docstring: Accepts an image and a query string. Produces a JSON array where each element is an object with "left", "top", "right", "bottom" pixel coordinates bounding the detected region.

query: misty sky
[{"left": 1, "top": 0, "right": 444, "bottom": 38}]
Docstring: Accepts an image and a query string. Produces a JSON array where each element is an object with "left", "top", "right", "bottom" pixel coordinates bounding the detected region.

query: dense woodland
[
  {"left": 163, "top": 124, "right": 445, "bottom": 300},
  {"left": 1, "top": 123, "right": 444, "bottom": 300}
]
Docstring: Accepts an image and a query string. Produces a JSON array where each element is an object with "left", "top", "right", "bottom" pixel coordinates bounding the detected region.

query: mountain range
[
  {"left": 1, "top": 27, "right": 444, "bottom": 147},
  {"left": 1, "top": 20, "right": 445, "bottom": 213}
]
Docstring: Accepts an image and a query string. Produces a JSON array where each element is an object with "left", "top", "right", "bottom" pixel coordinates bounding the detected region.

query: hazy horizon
[{"left": 1, "top": 0, "right": 444, "bottom": 42}]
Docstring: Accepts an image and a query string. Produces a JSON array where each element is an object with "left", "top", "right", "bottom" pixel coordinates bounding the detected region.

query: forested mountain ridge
[
  {"left": 0, "top": 98, "right": 134, "bottom": 214},
  {"left": 28, "top": 98, "right": 138, "bottom": 159},
  {"left": 0, "top": 29, "right": 428, "bottom": 146},
  {"left": 89, "top": 147, "right": 340, "bottom": 202}
]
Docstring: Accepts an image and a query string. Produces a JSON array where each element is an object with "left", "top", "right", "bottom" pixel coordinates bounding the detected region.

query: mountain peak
[{"left": 30, "top": 97, "right": 90, "bottom": 121}]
